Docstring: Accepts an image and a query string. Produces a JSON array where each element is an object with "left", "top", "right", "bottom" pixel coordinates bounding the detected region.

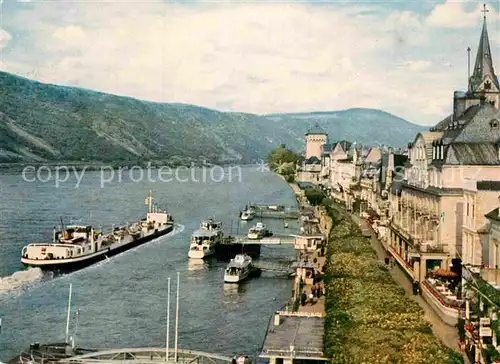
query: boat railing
[{"left": 16, "top": 350, "right": 70, "bottom": 364}]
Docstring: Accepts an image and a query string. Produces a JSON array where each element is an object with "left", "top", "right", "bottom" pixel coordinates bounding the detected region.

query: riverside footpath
[
  {"left": 352, "top": 214, "right": 464, "bottom": 355},
  {"left": 287, "top": 180, "right": 464, "bottom": 363}
]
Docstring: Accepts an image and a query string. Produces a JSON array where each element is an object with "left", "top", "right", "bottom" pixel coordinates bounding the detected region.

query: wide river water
[{"left": 0, "top": 166, "right": 298, "bottom": 360}]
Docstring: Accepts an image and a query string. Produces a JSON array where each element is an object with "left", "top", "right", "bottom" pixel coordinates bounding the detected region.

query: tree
[
  {"left": 267, "top": 145, "right": 301, "bottom": 173},
  {"left": 305, "top": 187, "right": 326, "bottom": 206}
]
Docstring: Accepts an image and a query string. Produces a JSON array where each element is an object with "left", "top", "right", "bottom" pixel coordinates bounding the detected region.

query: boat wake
[
  {"left": 0, "top": 268, "right": 47, "bottom": 294},
  {"left": 169, "top": 223, "right": 185, "bottom": 236}
]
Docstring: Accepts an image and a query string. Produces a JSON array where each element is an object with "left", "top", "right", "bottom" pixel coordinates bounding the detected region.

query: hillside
[
  {"left": 0, "top": 71, "right": 426, "bottom": 164},
  {"left": 266, "top": 109, "right": 427, "bottom": 149}
]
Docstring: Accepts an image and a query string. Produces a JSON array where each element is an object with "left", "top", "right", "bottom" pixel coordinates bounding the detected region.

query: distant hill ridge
[{"left": 0, "top": 71, "right": 426, "bottom": 164}]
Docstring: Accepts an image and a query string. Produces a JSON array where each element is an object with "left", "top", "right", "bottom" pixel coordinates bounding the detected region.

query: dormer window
[
  {"left": 432, "top": 141, "right": 444, "bottom": 160},
  {"left": 485, "top": 80, "right": 492, "bottom": 90},
  {"left": 490, "top": 119, "right": 499, "bottom": 129}
]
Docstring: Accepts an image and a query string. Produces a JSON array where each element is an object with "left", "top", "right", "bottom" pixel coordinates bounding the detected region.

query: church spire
[{"left": 469, "top": 4, "right": 500, "bottom": 92}]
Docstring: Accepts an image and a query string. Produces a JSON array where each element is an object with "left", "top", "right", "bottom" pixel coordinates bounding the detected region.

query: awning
[{"left": 433, "top": 268, "right": 458, "bottom": 278}]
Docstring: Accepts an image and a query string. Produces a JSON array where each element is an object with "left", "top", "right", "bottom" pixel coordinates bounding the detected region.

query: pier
[
  {"left": 242, "top": 203, "right": 303, "bottom": 220},
  {"left": 215, "top": 235, "right": 297, "bottom": 260},
  {"left": 252, "top": 260, "right": 295, "bottom": 274},
  {"left": 226, "top": 235, "right": 297, "bottom": 245}
]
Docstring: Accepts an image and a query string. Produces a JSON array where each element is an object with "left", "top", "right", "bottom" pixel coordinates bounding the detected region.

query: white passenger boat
[
  {"left": 224, "top": 254, "right": 253, "bottom": 283},
  {"left": 247, "top": 222, "right": 271, "bottom": 240},
  {"left": 20, "top": 191, "right": 174, "bottom": 272},
  {"left": 188, "top": 219, "right": 223, "bottom": 259},
  {"left": 240, "top": 209, "right": 256, "bottom": 221}
]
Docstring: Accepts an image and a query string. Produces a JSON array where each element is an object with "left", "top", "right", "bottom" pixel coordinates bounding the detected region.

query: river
[{"left": 0, "top": 165, "right": 298, "bottom": 360}]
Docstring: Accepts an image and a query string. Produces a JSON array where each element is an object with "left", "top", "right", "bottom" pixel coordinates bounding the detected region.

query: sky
[{"left": 0, "top": 0, "right": 499, "bottom": 126}]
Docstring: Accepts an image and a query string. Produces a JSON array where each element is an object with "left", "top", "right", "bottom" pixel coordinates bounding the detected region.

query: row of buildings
[{"left": 297, "top": 11, "right": 500, "bottom": 363}]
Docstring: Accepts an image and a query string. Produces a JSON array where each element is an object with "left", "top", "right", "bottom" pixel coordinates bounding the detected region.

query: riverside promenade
[
  {"left": 289, "top": 178, "right": 465, "bottom": 359},
  {"left": 351, "top": 214, "right": 468, "bottom": 362}
]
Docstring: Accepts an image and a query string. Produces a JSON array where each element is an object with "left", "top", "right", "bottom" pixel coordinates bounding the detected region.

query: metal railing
[
  {"left": 275, "top": 311, "right": 324, "bottom": 318},
  {"left": 423, "top": 280, "right": 465, "bottom": 309}
]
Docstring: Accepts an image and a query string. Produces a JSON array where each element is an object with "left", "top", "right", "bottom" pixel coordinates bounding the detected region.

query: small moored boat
[
  {"left": 224, "top": 254, "right": 254, "bottom": 283},
  {"left": 247, "top": 222, "right": 272, "bottom": 240},
  {"left": 240, "top": 209, "right": 256, "bottom": 221},
  {"left": 188, "top": 219, "right": 223, "bottom": 259}
]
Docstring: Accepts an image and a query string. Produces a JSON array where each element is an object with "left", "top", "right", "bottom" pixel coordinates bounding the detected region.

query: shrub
[{"left": 323, "top": 202, "right": 464, "bottom": 363}]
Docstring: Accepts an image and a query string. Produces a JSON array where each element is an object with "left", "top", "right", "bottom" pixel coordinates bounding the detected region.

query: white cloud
[
  {"left": 401, "top": 60, "right": 433, "bottom": 71},
  {"left": 51, "top": 25, "right": 86, "bottom": 46},
  {"left": 0, "top": 2, "right": 497, "bottom": 126},
  {"left": 0, "top": 29, "right": 12, "bottom": 48},
  {"left": 427, "top": 0, "right": 500, "bottom": 28}
]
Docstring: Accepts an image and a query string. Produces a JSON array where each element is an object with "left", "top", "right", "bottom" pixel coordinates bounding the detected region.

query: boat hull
[
  {"left": 224, "top": 271, "right": 250, "bottom": 283},
  {"left": 188, "top": 247, "right": 215, "bottom": 259},
  {"left": 21, "top": 224, "right": 174, "bottom": 272},
  {"left": 224, "top": 267, "right": 252, "bottom": 283}
]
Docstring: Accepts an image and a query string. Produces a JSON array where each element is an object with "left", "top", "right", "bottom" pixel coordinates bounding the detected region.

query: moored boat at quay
[
  {"left": 224, "top": 254, "right": 260, "bottom": 283},
  {"left": 188, "top": 219, "right": 223, "bottom": 259},
  {"left": 239, "top": 209, "right": 255, "bottom": 221},
  {"left": 20, "top": 191, "right": 174, "bottom": 272},
  {"left": 247, "top": 222, "right": 272, "bottom": 240}
]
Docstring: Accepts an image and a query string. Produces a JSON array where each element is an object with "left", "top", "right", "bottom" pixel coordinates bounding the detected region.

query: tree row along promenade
[{"left": 320, "top": 201, "right": 464, "bottom": 363}]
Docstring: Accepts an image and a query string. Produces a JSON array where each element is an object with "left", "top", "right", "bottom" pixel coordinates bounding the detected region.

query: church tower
[{"left": 469, "top": 4, "right": 500, "bottom": 108}]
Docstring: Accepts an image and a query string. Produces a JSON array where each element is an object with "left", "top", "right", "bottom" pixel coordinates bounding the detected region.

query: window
[{"left": 485, "top": 80, "right": 492, "bottom": 90}]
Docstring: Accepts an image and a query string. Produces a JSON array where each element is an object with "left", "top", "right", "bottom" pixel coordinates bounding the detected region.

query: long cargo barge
[{"left": 20, "top": 191, "right": 174, "bottom": 273}]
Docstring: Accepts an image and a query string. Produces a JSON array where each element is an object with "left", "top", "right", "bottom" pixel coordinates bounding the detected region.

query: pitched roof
[
  {"left": 449, "top": 104, "right": 500, "bottom": 144},
  {"left": 485, "top": 207, "right": 500, "bottom": 222},
  {"left": 333, "top": 140, "right": 352, "bottom": 152},
  {"left": 445, "top": 143, "right": 500, "bottom": 165},
  {"left": 321, "top": 143, "right": 333, "bottom": 155},
  {"left": 427, "top": 103, "right": 500, "bottom": 165}
]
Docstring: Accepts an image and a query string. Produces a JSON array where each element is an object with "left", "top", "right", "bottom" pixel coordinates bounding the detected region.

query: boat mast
[
  {"left": 65, "top": 283, "right": 73, "bottom": 344},
  {"left": 166, "top": 277, "right": 171, "bottom": 361},
  {"left": 72, "top": 309, "right": 80, "bottom": 349},
  {"left": 174, "top": 272, "right": 180, "bottom": 362},
  {"left": 147, "top": 191, "right": 153, "bottom": 214}
]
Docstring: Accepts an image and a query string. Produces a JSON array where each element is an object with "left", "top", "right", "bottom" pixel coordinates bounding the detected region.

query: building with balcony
[
  {"left": 377, "top": 148, "right": 408, "bottom": 222},
  {"left": 484, "top": 196, "right": 500, "bottom": 285},
  {"left": 386, "top": 11, "right": 500, "bottom": 326}
]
